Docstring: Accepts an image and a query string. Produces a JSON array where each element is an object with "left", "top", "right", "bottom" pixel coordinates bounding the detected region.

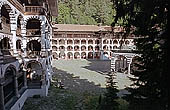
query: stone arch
[
  {"left": 52, "top": 52, "right": 58, "bottom": 59},
  {"left": 88, "top": 39, "right": 93, "bottom": 44},
  {"left": 74, "top": 39, "right": 80, "bottom": 44},
  {"left": 81, "top": 52, "right": 86, "bottom": 59},
  {"left": 59, "top": 39, "right": 65, "bottom": 45},
  {"left": 52, "top": 46, "right": 57, "bottom": 51},
  {"left": 88, "top": 52, "right": 93, "bottom": 59},
  {"left": 115, "top": 55, "right": 128, "bottom": 73},
  {"left": 67, "top": 52, "right": 73, "bottom": 59},
  {"left": 103, "top": 39, "right": 109, "bottom": 44},
  {"left": 95, "top": 46, "right": 99, "bottom": 51},
  {"left": 26, "top": 60, "right": 43, "bottom": 88},
  {"left": 81, "top": 39, "right": 86, "bottom": 44},
  {"left": 74, "top": 52, "right": 80, "bottom": 59},
  {"left": 103, "top": 45, "right": 108, "bottom": 51},
  {"left": 59, "top": 51, "right": 65, "bottom": 59},
  {"left": 67, "top": 46, "right": 73, "bottom": 51},
  {"left": 0, "top": 37, "right": 11, "bottom": 55},
  {"left": 67, "top": 39, "right": 73, "bottom": 44},
  {"left": 103, "top": 52, "right": 109, "bottom": 59},
  {"left": 125, "top": 40, "right": 130, "bottom": 45},
  {"left": 113, "top": 46, "right": 118, "bottom": 49},
  {"left": 24, "top": 16, "right": 42, "bottom": 28},
  {"left": 94, "top": 52, "right": 100, "bottom": 59},
  {"left": 52, "top": 39, "right": 57, "bottom": 45},
  {"left": 95, "top": 40, "right": 100, "bottom": 44},
  {"left": 26, "top": 40, "right": 41, "bottom": 57},
  {"left": 3, "top": 65, "right": 16, "bottom": 104},
  {"left": 81, "top": 45, "right": 86, "bottom": 51},
  {"left": 26, "top": 40, "right": 41, "bottom": 51},
  {"left": 74, "top": 45, "right": 80, "bottom": 51},
  {"left": 26, "top": 18, "right": 41, "bottom": 36},
  {"left": 119, "top": 40, "right": 124, "bottom": 45},
  {"left": 0, "top": 3, "right": 12, "bottom": 32},
  {"left": 59, "top": 46, "right": 65, "bottom": 51},
  {"left": 113, "top": 40, "right": 118, "bottom": 44},
  {"left": 88, "top": 45, "right": 93, "bottom": 51},
  {"left": 16, "top": 39, "right": 21, "bottom": 49}
]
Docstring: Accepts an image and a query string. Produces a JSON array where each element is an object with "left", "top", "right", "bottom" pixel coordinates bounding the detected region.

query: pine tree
[
  {"left": 98, "top": 71, "right": 119, "bottom": 110},
  {"left": 112, "top": 0, "right": 169, "bottom": 110}
]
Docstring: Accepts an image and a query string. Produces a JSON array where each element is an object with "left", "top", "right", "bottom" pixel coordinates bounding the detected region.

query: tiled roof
[
  {"left": 53, "top": 24, "right": 110, "bottom": 32},
  {"left": 47, "top": 0, "right": 58, "bottom": 16}
]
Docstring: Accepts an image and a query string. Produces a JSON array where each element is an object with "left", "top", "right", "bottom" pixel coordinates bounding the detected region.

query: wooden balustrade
[
  {"left": 25, "top": 6, "right": 45, "bottom": 15},
  {"left": 26, "top": 29, "right": 41, "bottom": 36}
]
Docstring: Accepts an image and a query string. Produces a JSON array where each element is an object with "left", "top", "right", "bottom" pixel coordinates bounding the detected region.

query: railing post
[{"left": 0, "top": 84, "right": 5, "bottom": 110}]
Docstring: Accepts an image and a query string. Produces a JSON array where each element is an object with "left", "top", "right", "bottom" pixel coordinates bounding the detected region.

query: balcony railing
[
  {"left": 16, "top": 28, "right": 21, "bottom": 36},
  {"left": 26, "top": 29, "right": 41, "bottom": 36},
  {"left": 26, "top": 51, "right": 48, "bottom": 58},
  {"left": 1, "top": 17, "right": 11, "bottom": 33},
  {"left": 0, "top": 49, "right": 13, "bottom": 55},
  {"left": 25, "top": 6, "right": 45, "bottom": 15}
]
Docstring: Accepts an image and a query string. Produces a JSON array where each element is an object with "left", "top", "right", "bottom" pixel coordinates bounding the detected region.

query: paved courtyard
[{"left": 52, "top": 59, "right": 132, "bottom": 93}]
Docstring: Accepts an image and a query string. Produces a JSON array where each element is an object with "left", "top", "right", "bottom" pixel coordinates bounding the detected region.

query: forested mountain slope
[{"left": 56, "top": 0, "right": 115, "bottom": 25}]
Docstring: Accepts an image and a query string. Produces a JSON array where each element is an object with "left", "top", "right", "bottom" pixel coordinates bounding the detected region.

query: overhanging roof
[{"left": 47, "top": 0, "right": 58, "bottom": 16}]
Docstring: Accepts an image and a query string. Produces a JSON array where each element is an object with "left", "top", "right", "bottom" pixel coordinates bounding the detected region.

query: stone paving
[
  {"left": 23, "top": 59, "right": 131, "bottom": 110},
  {"left": 52, "top": 59, "right": 132, "bottom": 92}
]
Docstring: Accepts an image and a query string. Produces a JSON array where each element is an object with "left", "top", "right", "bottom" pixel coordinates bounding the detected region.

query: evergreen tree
[
  {"left": 98, "top": 71, "right": 119, "bottom": 110},
  {"left": 112, "top": 0, "right": 169, "bottom": 110},
  {"left": 57, "top": 0, "right": 115, "bottom": 25}
]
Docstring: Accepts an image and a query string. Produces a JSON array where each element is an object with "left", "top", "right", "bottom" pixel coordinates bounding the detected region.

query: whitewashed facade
[{"left": 0, "top": 0, "right": 57, "bottom": 110}]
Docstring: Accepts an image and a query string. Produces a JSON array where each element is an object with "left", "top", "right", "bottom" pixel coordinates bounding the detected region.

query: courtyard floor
[
  {"left": 52, "top": 59, "right": 132, "bottom": 91},
  {"left": 23, "top": 59, "right": 131, "bottom": 110}
]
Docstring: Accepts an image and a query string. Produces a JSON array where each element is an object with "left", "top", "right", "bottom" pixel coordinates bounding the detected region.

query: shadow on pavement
[
  {"left": 82, "top": 60, "right": 111, "bottom": 75},
  {"left": 52, "top": 67, "right": 106, "bottom": 95}
]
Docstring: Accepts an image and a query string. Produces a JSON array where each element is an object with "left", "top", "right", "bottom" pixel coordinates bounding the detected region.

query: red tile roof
[{"left": 53, "top": 24, "right": 110, "bottom": 32}]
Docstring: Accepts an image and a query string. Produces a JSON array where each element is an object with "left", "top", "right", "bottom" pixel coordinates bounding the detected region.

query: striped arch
[
  {"left": 0, "top": 1, "right": 13, "bottom": 24},
  {"left": 25, "top": 60, "right": 43, "bottom": 69},
  {"left": 0, "top": 1, "right": 13, "bottom": 12},
  {"left": 3, "top": 64, "right": 17, "bottom": 77},
  {"left": 23, "top": 16, "right": 43, "bottom": 29},
  {"left": 16, "top": 14, "right": 24, "bottom": 25},
  {"left": 27, "top": 37, "right": 41, "bottom": 43}
]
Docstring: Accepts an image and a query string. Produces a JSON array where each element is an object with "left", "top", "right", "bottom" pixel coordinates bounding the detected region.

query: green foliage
[
  {"left": 112, "top": 0, "right": 169, "bottom": 110},
  {"left": 57, "top": 0, "right": 115, "bottom": 25},
  {"left": 116, "top": 98, "right": 129, "bottom": 110},
  {"left": 98, "top": 72, "right": 119, "bottom": 110},
  {"left": 83, "top": 92, "right": 99, "bottom": 110}
]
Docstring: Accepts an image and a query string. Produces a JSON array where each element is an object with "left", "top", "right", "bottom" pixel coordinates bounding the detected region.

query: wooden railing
[
  {"left": 25, "top": 6, "right": 45, "bottom": 15},
  {"left": 26, "top": 29, "right": 41, "bottom": 36},
  {"left": 26, "top": 51, "right": 48, "bottom": 58},
  {"left": 16, "top": 28, "right": 21, "bottom": 36},
  {"left": 1, "top": 17, "right": 11, "bottom": 33},
  {"left": 0, "top": 49, "right": 13, "bottom": 55}
]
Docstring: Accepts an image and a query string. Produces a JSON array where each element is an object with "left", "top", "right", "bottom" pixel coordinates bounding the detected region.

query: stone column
[
  {"left": 14, "top": 76, "right": 20, "bottom": 98},
  {"left": 0, "top": 84, "right": 5, "bottom": 110},
  {"left": 111, "top": 57, "right": 116, "bottom": 72},
  {"left": 10, "top": 11, "right": 17, "bottom": 56},
  {"left": 41, "top": 20, "right": 46, "bottom": 51},
  {"left": 23, "top": 71, "right": 27, "bottom": 88},
  {"left": 127, "top": 58, "right": 132, "bottom": 74}
]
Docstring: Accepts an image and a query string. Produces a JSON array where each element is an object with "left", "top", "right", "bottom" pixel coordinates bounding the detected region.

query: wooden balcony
[
  {"left": 24, "top": 6, "right": 45, "bottom": 15},
  {"left": 16, "top": 28, "right": 21, "bottom": 36},
  {"left": 1, "top": 17, "right": 11, "bottom": 34},
  {"left": 26, "top": 29, "right": 41, "bottom": 37},
  {"left": 26, "top": 51, "right": 48, "bottom": 58}
]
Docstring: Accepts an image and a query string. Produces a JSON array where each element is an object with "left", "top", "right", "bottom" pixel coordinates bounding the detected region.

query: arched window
[
  {"left": 26, "top": 19, "right": 41, "bottom": 36},
  {"left": 1, "top": 5, "right": 12, "bottom": 32}
]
